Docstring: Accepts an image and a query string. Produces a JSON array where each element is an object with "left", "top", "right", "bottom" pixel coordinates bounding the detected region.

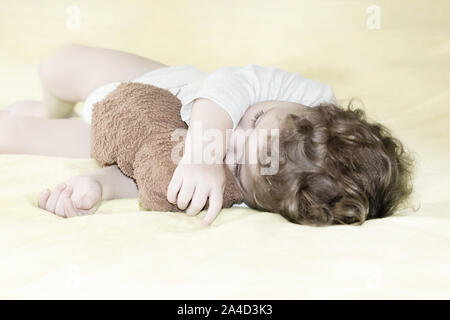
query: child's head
[{"left": 233, "top": 101, "right": 414, "bottom": 226}]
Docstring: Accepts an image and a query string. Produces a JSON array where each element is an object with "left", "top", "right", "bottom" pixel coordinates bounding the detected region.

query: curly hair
[{"left": 243, "top": 103, "right": 415, "bottom": 226}]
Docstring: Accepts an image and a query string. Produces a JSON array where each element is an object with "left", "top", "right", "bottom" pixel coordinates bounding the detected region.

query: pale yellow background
[{"left": 0, "top": 0, "right": 449, "bottom": 298}]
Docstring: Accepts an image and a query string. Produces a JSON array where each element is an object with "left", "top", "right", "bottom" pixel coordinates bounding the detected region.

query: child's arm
[
  {"left": 167, "top": 98, "right": 233, "bottom": 225},
  {"left": 38, "top": 165, "right": 137, "bottom": 217},
  {"left": 85, "top": 165, "right": 138, "bottom": 200}
]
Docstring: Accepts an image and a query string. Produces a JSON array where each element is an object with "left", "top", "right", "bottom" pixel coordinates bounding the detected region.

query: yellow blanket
[{"left": 1, "top": 0, "right": 449, "bottom": 299}]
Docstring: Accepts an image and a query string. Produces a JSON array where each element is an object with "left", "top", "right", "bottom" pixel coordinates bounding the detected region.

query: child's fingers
[
  {"left": 64, "top": 198, "right": 80, "bottom": 217},
  {"left": 167, "top": 172, "right": 182, "bottom": 204},
  {"left": 186, "top": 186, "right": 208, "bottom": 216},
  {"left": 177, "top": 182, "right": 195, "bottom": 211},
  {"left": 38, "top": 189, "right": 51, "bottom": 209},
  {"left": 54, "top": 185, "right": 73, "bottom": 217},
  {"left": 78, "top": 203, "right": 99, "bottom": 216},
  {"left": 203, "top": 187, "right": 223, "bottom": 226},
  {"left": 45, "top": 183, "right": 66, "bottom": 213},
  {"left": 75, "top": 193, "right": 97, "bottom": 210}
]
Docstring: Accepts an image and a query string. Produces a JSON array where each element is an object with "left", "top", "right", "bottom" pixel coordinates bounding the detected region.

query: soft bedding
[{"left": 0, "top": 0, "right": 449, "bottom": 298}]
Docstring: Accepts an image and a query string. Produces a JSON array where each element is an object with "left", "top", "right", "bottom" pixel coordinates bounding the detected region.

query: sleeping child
[{"left": 0, "top": 44, "right": 414, "bottom": 226}]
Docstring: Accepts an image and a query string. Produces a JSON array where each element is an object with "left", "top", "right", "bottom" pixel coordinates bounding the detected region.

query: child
[{"left": 0, "top": 44, "right": 413, "bottom": 226}]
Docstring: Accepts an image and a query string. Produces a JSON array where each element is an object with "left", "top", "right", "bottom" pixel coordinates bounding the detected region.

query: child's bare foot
[{"left": 38, "top": 175, "right": 102, "bottom": 218}]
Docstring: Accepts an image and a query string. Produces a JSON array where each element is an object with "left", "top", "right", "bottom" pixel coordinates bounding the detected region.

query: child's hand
[
  {"left": 167, "top": 161, "right": 226, "bottom": 225},
  {"left": 38, "top": 175, "right": 102, "bottom": 218}
]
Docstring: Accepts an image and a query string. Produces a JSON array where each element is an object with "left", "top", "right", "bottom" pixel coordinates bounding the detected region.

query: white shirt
[
  {"left": 83, "top": 64, "right": 336, "bottom": 128},
  {"left": 178, "top": 63, "right": 337, "bottom": 129}
]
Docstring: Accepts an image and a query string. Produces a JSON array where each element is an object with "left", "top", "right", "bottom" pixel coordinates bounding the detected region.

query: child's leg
[
  {"left": 4, "top": 100, "right": 49, "bottom": 118},
  {"left": 6, "top": 44, "right": 167, "bottom": 118},
  {"left": 1, "top": 43, "right": 168, "bottom": 157},
  {"left": 0, "top": 114, "right": 91, "bottom": 157},
  {"left": 37, "top": 43, "right": 168, "bottom": 117}
]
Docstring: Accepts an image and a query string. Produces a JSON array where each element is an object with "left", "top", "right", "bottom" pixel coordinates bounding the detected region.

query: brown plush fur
[{"left": 91, "top": 82, "right": 243, "bottom": 212}]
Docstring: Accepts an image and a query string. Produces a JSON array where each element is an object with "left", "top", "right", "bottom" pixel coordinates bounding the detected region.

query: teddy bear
[{"left": 90, "top": 82, "right": 243, "bottom": 212}]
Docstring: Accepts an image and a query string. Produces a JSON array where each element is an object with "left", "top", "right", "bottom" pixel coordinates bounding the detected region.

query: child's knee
[
  {"left": 38, "top": 44, "right": 86, "bottom": 80},
  {"left": 38, "top": 44, "right": 88, "bottom": 104},
  {"left": 38, "top": 47, "right": 68, "bottom": 92}
]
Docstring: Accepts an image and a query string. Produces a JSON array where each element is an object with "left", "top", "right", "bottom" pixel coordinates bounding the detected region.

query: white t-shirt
[
  {"left": 82, "top": 63, "right": 337, "bottom": 128},
  {"left": 180, "top": 64, "right": 337, "bottom": 129}
]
